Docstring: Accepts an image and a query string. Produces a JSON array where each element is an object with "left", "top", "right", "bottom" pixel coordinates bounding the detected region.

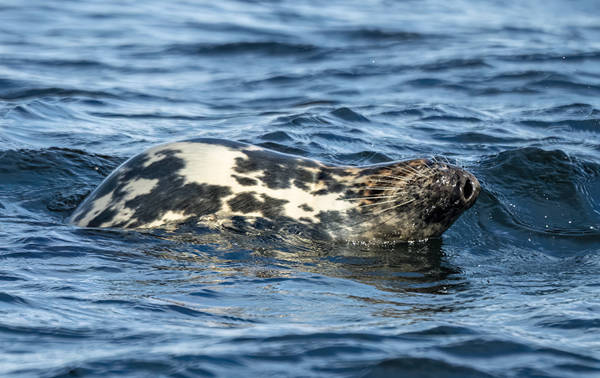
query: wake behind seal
[{"left": 70, "top": 138, "right": 480, "bottom": 242}]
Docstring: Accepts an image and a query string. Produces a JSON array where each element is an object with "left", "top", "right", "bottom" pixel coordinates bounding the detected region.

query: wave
[
  {"left": 325, "top": 28, "right": 430, "bottom": 42},
  {"left": 473, "top": 147, "right": 600, "bottom": 253},
  {"left": 0, "top": 86, "right": 118, "bottom": 101},
  {"left": 0, "top": 148, "right": 120, "bottom": 214},
  {"left": 499, "top": 51, "right": 600, "bottom": 63},
  {"left": 148, "top": 41, "right": 322, "bottom": 57}
]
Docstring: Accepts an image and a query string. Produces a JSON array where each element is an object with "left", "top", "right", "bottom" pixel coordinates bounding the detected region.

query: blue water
[{"left": 1, "top": 0, "right": 600, "bottom": 376}]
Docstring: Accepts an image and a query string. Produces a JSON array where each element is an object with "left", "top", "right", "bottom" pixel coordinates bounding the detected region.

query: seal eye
[{"left": 463, "top": 179, "right": 473, "bottom": 200}]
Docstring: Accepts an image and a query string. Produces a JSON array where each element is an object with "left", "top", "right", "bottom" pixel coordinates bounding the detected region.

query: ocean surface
[{"left": 1, "top": 0, "right": 599, "bottom": 377}]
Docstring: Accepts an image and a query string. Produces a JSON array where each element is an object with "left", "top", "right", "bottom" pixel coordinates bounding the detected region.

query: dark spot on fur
[
  {"left": 342, "top": 188, "right": 360, "bottom": 199},
  {"left": 260, "top": 194, "right": 289, "bottom": 218},
  {"left": 317, "top": 170, "right": 333, "bottom": 181},
  {"left": 228, "top": 192, "right": 263, "bottom": 214},
  {"left": 233, "top": 148, "right": 317, "bottom": 190},
  {"left": 293, "top": 179, "right": 310, "bottom": 190},
  {"left": 316, "top": 210, "right": 344, "bottom": 225},
  {"left": 227, "top": 192, "right": 289, "bottom": 219},
  {"left": 125, "top": 182, "right": 231, "bottom": 227},
  {"left": 299, "top": 203, "right": 313, "bottom": 212},
  {"left": 292, "top": 168, "right": 314, "bottom": 190},
  {"left": 329, "top": 182, "right": 346, "bottom": 193},
  {"left": 231, "top": 174, "right": 257, "bottom": 186},
  {"left": 345, "top": 208, "right": 362, "bottom": 221},
  {"left": 86, "top": 207, "right": 119, "bottom": 228},
  {"left": 313, "top": 168, "right": 347, "bottom": 194},
  {"left": 311, "top": 189, "right": 330, "bottom": 196}
]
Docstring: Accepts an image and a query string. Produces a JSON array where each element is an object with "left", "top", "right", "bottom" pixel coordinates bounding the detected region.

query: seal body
[{"left": 70, "top": 138, "right": 480, "bottom": 242}]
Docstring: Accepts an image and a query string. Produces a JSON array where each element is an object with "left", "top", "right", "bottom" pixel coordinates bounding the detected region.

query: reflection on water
[{"left": 143, "top": 229, "right": 459, "bottom": 296}]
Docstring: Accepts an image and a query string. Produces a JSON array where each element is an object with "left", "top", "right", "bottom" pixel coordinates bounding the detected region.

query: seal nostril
[{"left": 463, "top": 179, "right": 473, "bottom": 200}]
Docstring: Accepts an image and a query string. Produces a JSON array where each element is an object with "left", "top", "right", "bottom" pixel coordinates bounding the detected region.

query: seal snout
[{"left": 459, "top": 172, "right": 480, "bottom": 207}]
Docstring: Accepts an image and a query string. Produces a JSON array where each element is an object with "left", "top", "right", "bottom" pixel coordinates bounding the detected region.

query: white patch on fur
[
  {"left": 168, "top": 142, "right": 248, "bottom": 188},
  {"left": 145, "top": 210, "right": 189, "bottom": 228},
  {"left": 122, "top": 178, "right": 158, "bottom": 198}
]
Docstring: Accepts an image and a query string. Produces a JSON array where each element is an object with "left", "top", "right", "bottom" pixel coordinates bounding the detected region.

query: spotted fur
[{"left": 70, "top": 138, "right": 481, "bottom": 242}]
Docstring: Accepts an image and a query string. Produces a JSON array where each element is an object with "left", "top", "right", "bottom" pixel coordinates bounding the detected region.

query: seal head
[
  {"left": 70, "top": 139, "right": 480, "bottom": 242},
  {"left": 343, "top": 159, "right": 480, "bottom": 241}
]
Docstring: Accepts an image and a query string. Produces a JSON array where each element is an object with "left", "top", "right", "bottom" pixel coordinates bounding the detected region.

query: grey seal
[{"left": 70, "top": 138, "right": 480, "bottom": 242}]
